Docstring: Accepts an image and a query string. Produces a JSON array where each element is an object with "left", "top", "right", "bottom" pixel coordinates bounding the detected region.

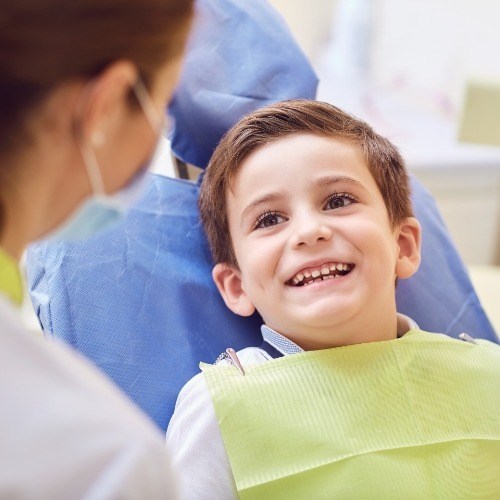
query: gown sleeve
[{"left": 166, "top": 372, "right": 238, "bottom": 500}]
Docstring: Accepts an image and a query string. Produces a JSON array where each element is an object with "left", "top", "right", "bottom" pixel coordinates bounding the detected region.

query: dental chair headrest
[{"left": 168, "top": 0, "right": 318, "bottom": 168}]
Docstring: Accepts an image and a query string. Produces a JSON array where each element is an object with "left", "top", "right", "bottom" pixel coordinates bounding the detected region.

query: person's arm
[
  {"left": 0, "top": 295, "right": 179, "bottom": 499},
  {"left": 166, "top": 372, "right": 237, "bottom": 500}
]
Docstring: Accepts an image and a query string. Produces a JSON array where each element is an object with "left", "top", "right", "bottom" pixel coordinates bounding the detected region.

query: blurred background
[{"left": 263, "top": 0, "right": 500, "bottom": 329}]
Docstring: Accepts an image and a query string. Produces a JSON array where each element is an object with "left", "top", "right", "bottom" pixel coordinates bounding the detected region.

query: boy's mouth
[{"left": 286, "top": 262, "right": 355, "bottom": 287}]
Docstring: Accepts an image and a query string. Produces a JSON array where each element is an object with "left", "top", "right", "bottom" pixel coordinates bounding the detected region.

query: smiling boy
[
  {"left": 166, "top": 100, "right": 500, "bottom": 499},
  {"left": 207, "top": 132, "right": 421, "bottom": 350}
]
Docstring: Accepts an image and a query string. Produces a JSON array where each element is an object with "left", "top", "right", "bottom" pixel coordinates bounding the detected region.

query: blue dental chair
[{"left": 26, "top": 0, "right": 498, "bottom": 432}]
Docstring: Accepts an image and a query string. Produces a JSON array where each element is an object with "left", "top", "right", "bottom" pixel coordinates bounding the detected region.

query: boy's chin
[
  {"left": 292, "top": 296, "right": 360, "bottom": 325},
  {"left": 287, "top": 309, "right": 360, "bottom": 339}
]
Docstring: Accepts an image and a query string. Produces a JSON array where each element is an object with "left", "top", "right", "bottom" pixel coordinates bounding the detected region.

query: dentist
[{"left": 0, "top": 0, "right": 193, "bottom": 497}]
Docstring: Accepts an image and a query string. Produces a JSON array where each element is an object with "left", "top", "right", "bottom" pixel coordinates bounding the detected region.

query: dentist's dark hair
[
  {"left": 0, "top": 0, "right": 193, "bottom": 232},
  {"left": 0, "top": 0, "right": 192, "bottom": 154},
  {"left": 199, "top": 99, "right": 414, "bottom": 267}
]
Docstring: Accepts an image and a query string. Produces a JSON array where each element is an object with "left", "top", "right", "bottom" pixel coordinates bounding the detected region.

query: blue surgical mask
[{"left": 45, "top": 78, "right": 163, "bottom": 242}]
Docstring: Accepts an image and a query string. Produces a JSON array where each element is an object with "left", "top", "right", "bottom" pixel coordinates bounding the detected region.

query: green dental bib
[{"left": 201, "top": 330, "right": 500, "bottom": 499}]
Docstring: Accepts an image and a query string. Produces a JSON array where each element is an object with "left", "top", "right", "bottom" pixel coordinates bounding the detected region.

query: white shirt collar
[{"left": 261, "top": 313, "right": 419, "bottom": 357}]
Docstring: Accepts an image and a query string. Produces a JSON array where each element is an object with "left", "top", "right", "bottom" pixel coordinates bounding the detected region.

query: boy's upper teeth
[{"left": 289, "top": 262, "right": 353, "bottom": 285}]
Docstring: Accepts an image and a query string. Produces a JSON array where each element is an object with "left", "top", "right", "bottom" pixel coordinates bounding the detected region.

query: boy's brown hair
[{"left": 199, "top": 99, "right": 413, "bottom": 267}]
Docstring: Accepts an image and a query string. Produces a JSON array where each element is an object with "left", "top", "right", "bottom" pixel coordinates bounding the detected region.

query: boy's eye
[
  {"left": 324, "top": 193, "right": 356, "bottom": 211},
  {"left": 254, "top": 211, "right": 287, "bottom": 229}
]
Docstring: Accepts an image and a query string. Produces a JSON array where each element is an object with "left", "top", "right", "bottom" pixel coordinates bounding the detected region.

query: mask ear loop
[
  {"left": 79, "top": 142, "right": 106, "bottom": 196},
  {"left": 133, "top": 77, "right": 163, "bottom": 133},
  {"left": 72, "top": 80, "right": 107, "bottom": 197}
]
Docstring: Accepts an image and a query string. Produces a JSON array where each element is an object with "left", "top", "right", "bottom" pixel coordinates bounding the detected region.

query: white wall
[
  {"left": 268, "top": 0, "right": 337, "bottom": 59},
  {"left": 371, "top": 0, "right": 500, "bottom": 110}
]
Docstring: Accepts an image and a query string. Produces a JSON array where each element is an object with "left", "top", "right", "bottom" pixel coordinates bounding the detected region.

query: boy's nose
[{"left": 291, "top": 217, "right": 333, "bottom": 248}]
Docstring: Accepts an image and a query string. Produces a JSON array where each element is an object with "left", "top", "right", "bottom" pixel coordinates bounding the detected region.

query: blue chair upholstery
[{"left": 26, "top": 0, "right": 497, "bottom": 431}]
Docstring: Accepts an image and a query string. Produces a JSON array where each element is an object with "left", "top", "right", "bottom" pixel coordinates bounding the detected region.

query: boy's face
[{"left": 213, "top": 133, "right": 421, "bottom": 349}]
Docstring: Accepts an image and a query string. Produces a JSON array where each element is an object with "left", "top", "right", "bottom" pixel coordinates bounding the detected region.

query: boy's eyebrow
[
  {"left": 240, "top": 191, "right": 286, "bottom": 225},
  {"left": 311, "top": 175, "right": 368, "bottom": 192}
]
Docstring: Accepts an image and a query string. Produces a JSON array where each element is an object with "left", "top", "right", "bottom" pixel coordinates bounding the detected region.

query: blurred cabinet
[{"left": 413, "top": 167, "right": 500, "bottom": 266}]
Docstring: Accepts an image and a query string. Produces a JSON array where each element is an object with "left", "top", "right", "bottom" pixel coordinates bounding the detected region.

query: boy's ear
[
  {"left": 212, "top": 263, "right": 256, "bottom": 317},
  {"left": 395, "top": 217, "right": 422, "bottom": 279}
]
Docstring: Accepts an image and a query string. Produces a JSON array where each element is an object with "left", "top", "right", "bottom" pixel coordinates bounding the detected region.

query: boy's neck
[{"left": 267, "top": 305, "right": 402, "bottom": 351}]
